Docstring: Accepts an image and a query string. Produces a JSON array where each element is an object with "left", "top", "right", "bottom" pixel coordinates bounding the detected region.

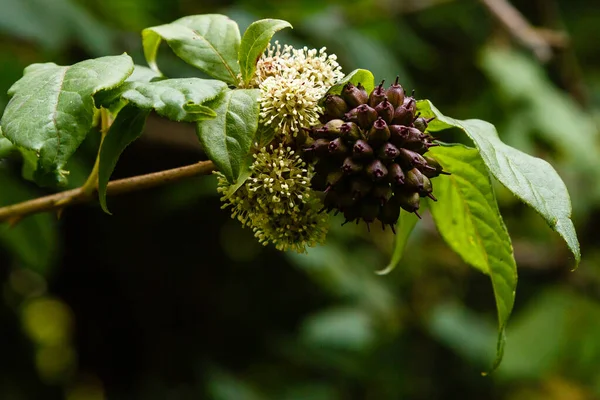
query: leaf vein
[{"left": 190, "top": 26, "right": 237, "bottom": 83}]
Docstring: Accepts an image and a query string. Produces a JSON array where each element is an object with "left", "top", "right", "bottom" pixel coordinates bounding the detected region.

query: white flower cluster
[
  {"left": 254, "top": 42, "right": 344, "bottom": 138},
  {"left": 218, "top": 41, "right": 344, "bottom": 253},
  {"left": 217, "top": 144, "right": 329, "bottom": 253}
]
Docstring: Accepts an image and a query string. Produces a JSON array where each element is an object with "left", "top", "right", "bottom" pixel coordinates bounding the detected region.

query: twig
[
  {"left": 481, "top": 0, "right": 565, "bottom": 62},
  {"left": 0, "top": 160, "right": 215, "bottom": 223}
]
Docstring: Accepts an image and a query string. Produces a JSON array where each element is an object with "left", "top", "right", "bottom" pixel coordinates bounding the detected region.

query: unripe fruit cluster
[{"left": 303, "top": 78, "right": 449, "bottom": 231}]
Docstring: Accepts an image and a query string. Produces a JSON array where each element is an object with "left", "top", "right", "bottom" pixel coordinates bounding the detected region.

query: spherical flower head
[
  {"left": 253, "top": 199, "right": 329, "bottom": 253},
  {"left": 259, "top": 72, "right": 323, "bottom": 138},
  {"left": 216, "top": 172, "right": 258, "bottom": 227},
  {"left": 216, "top": 143, "right": 330, "bottom": 253},
  {"left": 247, "top": 143, "right": 312, "bottom": 214},
  {"left": 253, "top": 41, "right": 344, "bottom": 139},
  {"left": 253, "top": 41, "right": 343, "bottom": 87},
  {"left": 285, "top": 46, "right": 343, "bottom": 88}
]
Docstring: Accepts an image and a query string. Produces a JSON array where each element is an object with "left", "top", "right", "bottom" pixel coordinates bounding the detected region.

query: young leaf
[
  {"left": 238, "top": 19, "right": 292, "bottom": 85},
  {"left": 196, "top": 88, "right": 260, "bottom": 183},
  {"left": 426, "top": 144, "right": 517, "bottom": 372},
  {"left": 142, "top": 14, "right": 241, "bottom": 84},
  {"left": 96, "top": 78, "right": 227, "bottom": 122},
  {"left": 98, "top": 105, "right": 150, "bottom": 214},
  {"left": 418, "top": 100, "right": 580, "bottom": 268},
  {"left": 326, "top": 69, "right": 375, "bottom": 97},
  {"left": 0, "top": 54, "right": 134, "bottom": 186},
  {"left": 376, "top": 209, "right": 421, "bottom": 275}
]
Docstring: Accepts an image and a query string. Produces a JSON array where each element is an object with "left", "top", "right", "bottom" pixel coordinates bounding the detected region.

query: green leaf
[
  {"left": 142, "top": 14, "right": 241, "bottom": 84},
  {"left": 19, "top": 148, "right": 38, "bottom": 182},
  {"left": 418, "top": 100, "right": 580, "bottom": 268},
  {"left": 98, "top": 65, "right": 162, "bottom": 114},
  {"left": 222, "top": 160, "right": 253, "bottom": 198},
  {"left": 426, "top": 144, "right": 517, "bottom": 373},
  {"left": 126, "top": 65, "right": 161, "bottom": 83},
  {"left": 238, "top": 19, "right": 292, "bottom": 85},
  {"left": 254, "top": 124, "right": 276, "bottom": 149},
  {"left": 98, "top": 105, "right": 150, "bottom": 214},
  {"left": 0, "top": 54, "right": 134, "bottom": 186},
  {"left": 96, "top": 78, "right": 227, "bottom": 122},
  {"left": 376, "top": 210, "right": 420, "bottom": 275},
  {"left": 0, "top": 170, "right": 58, "bottom": 274},
  {"left": 195, "top": 88, "right": 260, "bottom": 183},
  {"left": 326, "top": 69, "right": 375, "bottom": 97}
]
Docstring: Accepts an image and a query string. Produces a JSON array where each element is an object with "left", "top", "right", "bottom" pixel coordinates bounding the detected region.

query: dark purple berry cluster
[{"left": 304, "top": 78, "right": 449, "bottom": 231}]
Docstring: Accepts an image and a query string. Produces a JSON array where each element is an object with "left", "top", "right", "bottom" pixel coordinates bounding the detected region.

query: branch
[
  {"left": 0, "top": 160, "right": 215, "bottom": 224},
  {"left": 481, "top": 0, "right": 567, "bottom": 61}
]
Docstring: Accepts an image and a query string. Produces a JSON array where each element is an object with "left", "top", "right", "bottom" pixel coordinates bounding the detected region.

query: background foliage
[{"left": 1, "top": 0, "right": 599, "bottom": 399}]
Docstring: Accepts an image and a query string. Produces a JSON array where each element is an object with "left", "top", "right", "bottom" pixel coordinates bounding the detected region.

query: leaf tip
[
  {"left": 375, "top": 264, "right": 395, "bottom": 275},
  {"left": 481, "top": 326, "right": 507, "bottom": 376},
  {"left": 99, "top": 199, "right": 113, "bottom": 216},
  {"left": 570, "top": 258, "right": 580, "bottom": 272}
]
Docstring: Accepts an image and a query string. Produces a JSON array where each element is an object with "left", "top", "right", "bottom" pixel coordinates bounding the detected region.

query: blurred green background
[{"left": 1, "top": 0, "right": 599, "bottom": 399}]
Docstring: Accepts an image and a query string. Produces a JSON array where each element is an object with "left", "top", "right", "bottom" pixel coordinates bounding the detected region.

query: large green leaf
[
  {"left": 0, "top": 54, "right": 134, "bottom": 186},
  {"left": 376, "top": 209, "right": 421, "bottom": 275},
  {"left": 142, "top": 14, "right": 241, "bottom": 84},
  {"left": 98, "top": 105, "right": 150, "bottom": 214},
  {"left": 427, "top": 144, "right": 517, "bottom": 372},
  {"left": 195, "top": 89, "right": 260, "bottom": 183},
  {"left": 326, "top": 69, "right": 375, "bottom": 97},
  {"left": 96, "top": 78, "right": 227, "bottom": 122},
  {"left": 418, "top": 100, "right": 580, "bottom": 268},
  {"left": 238, "top": 19, "right": 292, "bottom": 85}
]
